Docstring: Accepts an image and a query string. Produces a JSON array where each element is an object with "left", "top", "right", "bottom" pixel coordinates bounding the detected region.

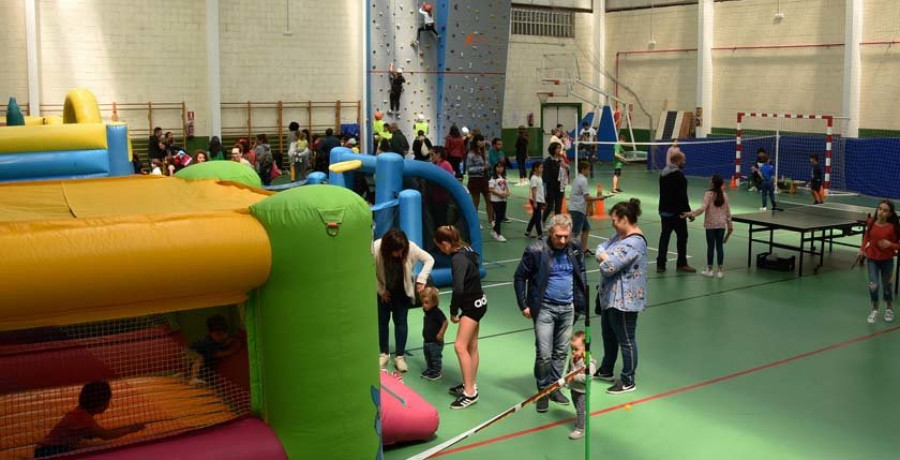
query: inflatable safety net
[{"left": 0, "top": 306, "right": 250, "bottom": 459}]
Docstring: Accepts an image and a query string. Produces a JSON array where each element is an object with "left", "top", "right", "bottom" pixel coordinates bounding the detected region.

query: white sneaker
[
  {"left": 886, "top": 309, "right": 894, "bottom": 322},
  {"left": 491, "top": 232, "right": 506, "bottom": 242},
  {"left": 748, "top": 187, "right": 758, "bottom": 192},
  {"left": 716, "top": 270, "right": 725, "bottom": 279},
  {"left": 867, "top": 310, "right": 877, "bottom": 324},
  {"left": 394, "top": 355, "right": 408, "bottom": 372},
  {"left": 568, "top": 429, "right": 585, "bottom": 440},
  {"left": 759, "top": 207, "right": 767, "bottom": 211},
  {"left": 379, "top": 353, "right": 390, "bottom": 368},
  {"left": 700, "top": 268, "right": 715, "bottom": 278},
  {"left": 480, "top": 223, "right": 484, "bottom": 230}
]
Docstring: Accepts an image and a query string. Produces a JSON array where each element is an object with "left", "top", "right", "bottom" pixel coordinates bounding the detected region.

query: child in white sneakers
[
  {"left": 566, "top": 331, "right": 596, "bottom": 440},
  {"left": 488, "top": 162, "right": 511, "bottom": 242},
  {"left": 683, "top": 174, "right": 733, "bottom": 278}
]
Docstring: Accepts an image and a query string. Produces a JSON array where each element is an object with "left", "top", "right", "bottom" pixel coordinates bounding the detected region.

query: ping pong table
[{"left": 732, "top": 203, "right": 899, "bottom": 286}]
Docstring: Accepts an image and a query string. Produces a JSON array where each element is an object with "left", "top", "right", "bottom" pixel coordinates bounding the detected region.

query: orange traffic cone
[
  {"left": 595, "top": 184, "right": 607, "bottom": 218},
  {"left": 729, "top": 176, "right": 737, "bottom": 189}
]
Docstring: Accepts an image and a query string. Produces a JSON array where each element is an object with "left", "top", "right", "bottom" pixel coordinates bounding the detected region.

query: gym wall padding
[
  {"left": 845, "top": 137, "right": 900, "bottom": 199},
  {"left": 248, "top": 185, "right": 380, "bottom": 459}
]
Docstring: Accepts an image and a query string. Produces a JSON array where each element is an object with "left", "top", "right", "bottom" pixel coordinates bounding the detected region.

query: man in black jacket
[
  {"left": 657, "top": 151, "right": 696, "bottom": 273},
  {"left": 542, "top": 142, "right": 563, "bottom": 224},
  {"left": 389, "top": 124, "right": 410, "bottom": 158},
  {"left": 514, "top": 214, "right": 588, "bottom": 413},
  {"left": 317, "top": 128, "right": 341, "bottom": 173}
]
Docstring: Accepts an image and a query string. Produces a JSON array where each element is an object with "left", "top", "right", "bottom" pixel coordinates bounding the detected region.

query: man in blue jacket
[{"left": 514, "top": 214, "right": 588, "bottom": 413}]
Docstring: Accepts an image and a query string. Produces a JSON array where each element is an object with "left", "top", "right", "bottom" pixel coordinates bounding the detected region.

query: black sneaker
[
  {"left": 536, "top": 395, "right": 549, "bottom": 413},
  {"left": 593, "top": 370, "right": 615, "bottom": 382},
  {"left": 656, "top": 265, "right": 666, "bottom": 273},
  {"left": 449, "top": 383, "right": 476, "bottom": 396},
  {"left": 503, "top": 218, "right": 511, "bottom": 223},
  {"left": 549, "top": 389, "right": 570, "bottom": 405},
  {"left": 450, "top": 392, "right": 478, "bottom": 410},
  {"left": 606, "top": 381, "right": 636, "bottom": 395},
  {"left": 449, "top": 383, "right": 465, "bottom": 396},
  {"left": 421, "top": 370, "right": 442, "bottom": 381}
]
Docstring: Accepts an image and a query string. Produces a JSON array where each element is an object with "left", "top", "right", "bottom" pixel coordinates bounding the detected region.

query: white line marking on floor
[
  {"left": 476, "top": 210, "right": 689, "bottom": 258},
  {"left": 439, "top": 258, "right": 678, "bottom": 295}
]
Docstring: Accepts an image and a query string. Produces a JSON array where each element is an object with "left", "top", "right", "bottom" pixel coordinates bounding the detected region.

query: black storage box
[{"left": 756, "top": 252, "right": 796, "bottom": 272}]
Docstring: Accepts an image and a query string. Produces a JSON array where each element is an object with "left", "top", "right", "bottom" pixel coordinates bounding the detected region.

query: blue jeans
[
  {"left": 599, "top": 308, "right": 639, "bottom": 386},
  {"left": 571, "top": 211, "right": 591, "bottom": 237},
  {"left": 378, "top": 295, "right": 410, "bottom": 355},
  {"left": 534, "top": 302, "right": 574, "bottom": 390},
  {"left": 706, "top": 228, "right": 725, "bottom": 267},
  {"left": 761, "top": 182, "right": 776, "bottom": 209},
  {"left": 423, "top": 341, "right": 443, "bottom": 373},
  {"left": 867, "top": 258, "right": 895, "bottom": 304}
]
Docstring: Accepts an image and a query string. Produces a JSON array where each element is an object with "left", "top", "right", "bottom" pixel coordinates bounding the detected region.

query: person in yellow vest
[
  {"left": 373, "top": 111, "right": 387, "bottom": 139},
  {"left": 413, "top": 113, "right": 429, "bottom": 137}
]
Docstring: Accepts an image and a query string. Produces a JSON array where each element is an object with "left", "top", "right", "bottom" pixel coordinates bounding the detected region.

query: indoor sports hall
[{"left": 1, "top": 1, "right": 899, "bottom": 459}]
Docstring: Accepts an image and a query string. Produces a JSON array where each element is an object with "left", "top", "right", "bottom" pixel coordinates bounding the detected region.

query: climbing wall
[
  {"left": 368, "top": 0, "right": 510, "bottom": 142},
  {"left": 434, "top": 0, "right": 510, "bottom": 140},
  {"left": 369, "top": 0, "right": 441, "bottom": 140}
]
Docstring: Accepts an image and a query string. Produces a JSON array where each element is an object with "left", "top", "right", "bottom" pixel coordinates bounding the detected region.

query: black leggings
[
  {"left": 492, "top": 201, "right": 507, "bottom": 235},
  {"left": 527, "top": 201, "right": 544, "bottom": 236},
  {"left": 543, "top": 188, "right": 564, "bottom": 222},
  {"left": 517, "top": 153, "right": 527, "bottom": 179},
  {"left": 390, "top": 91, "right": 401, "bottom": 112}
]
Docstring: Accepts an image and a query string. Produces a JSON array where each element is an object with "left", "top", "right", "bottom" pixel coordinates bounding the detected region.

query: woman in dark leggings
[{"left": 515, "top": 126, "right": 529, "bottom": 186}]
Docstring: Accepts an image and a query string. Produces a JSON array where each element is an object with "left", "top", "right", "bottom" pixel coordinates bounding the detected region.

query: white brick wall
[
  {"left": 0, "top": 1, "right": 29, "bottom": 106},
  {"left": 861, "top": 0, "right": 900, "bottom": 131},
  {"left": 220, "top": 0, "right": 362, "bottom": 133},
  {"left": 712, "top": 0, "right": 845, "bottom": 128},
  {"left": 37, "top": 0, "right": 209, "bottom": 134},
  {"left": 605, "top": 5, "right": 697, "bottom": 132},
  {"left": 2, "top": 0, "right": 361, "bottom": 136},
  {"left": 503, "top": 11, "right": 596, "bottom": 128}
]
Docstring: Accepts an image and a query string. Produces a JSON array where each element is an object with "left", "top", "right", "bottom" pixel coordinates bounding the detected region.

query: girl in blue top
[{"left": 593, "top": 198, "right": 648, "bottom": 395}]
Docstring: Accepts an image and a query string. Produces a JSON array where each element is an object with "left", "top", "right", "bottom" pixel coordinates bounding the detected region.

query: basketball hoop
[{"left": 536, "top": 91, "right": 553, "bottom": 104}]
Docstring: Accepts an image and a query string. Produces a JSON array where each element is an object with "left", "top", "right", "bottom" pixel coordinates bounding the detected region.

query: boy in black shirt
[
  {"left": 420, "top": 286, "right": 447, "bottom": 381},
  {"left": 809, "top": 154, "right": 825, "bottom": 204}
]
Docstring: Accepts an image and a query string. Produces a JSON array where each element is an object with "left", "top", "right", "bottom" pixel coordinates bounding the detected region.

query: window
[{"left": 511, "top": 7, "right": 575, "bottom": 38}]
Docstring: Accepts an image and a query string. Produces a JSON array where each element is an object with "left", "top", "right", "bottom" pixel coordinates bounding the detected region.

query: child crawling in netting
[
  {"left": 189, "top": 314, "right": 242, "bottom": 385},
  {"left": 35, "top": 381, "right": 145, "bottom": 458}
]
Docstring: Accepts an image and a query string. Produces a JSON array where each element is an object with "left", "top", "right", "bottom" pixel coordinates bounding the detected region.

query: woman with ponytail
[
  {"left": 684, "top": 174, "right": 734, "bottom": 279},
  {"left": 433, "top": 225, "right": 486, "bottom": 409}
]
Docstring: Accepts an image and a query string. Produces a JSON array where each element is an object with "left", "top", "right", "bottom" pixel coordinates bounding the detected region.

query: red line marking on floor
[{"left": 433, "top": 325, "right": 900, "bottom": 458}]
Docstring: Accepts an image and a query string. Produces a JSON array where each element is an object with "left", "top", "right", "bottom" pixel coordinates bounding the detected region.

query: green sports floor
[{"left": 384, "top": 164, "right": 900, "bottom": 460}]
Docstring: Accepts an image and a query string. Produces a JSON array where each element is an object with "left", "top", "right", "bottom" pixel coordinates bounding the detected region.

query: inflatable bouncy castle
[
  {"left": 0, "top": 89, "right": 132, "bottom": 182},
  {"left": 0, "top": 163, "right": 380, "bottom": 459}
]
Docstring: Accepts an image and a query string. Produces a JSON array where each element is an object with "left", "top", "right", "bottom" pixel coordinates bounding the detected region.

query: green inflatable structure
[
  {"left": 175, "top": 160, "right": 263, "bottom": 188},
  {"left": 248, "top": 185, "right": 380, "bottom": 458}
]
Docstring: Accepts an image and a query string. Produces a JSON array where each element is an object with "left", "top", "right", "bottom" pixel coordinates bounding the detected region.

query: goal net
[
  {"left": 0, "top": 306, "right": 250, "bottom": 459},
  {"left": 735, "top": 112, "right": 850, "bottom": 195}
]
